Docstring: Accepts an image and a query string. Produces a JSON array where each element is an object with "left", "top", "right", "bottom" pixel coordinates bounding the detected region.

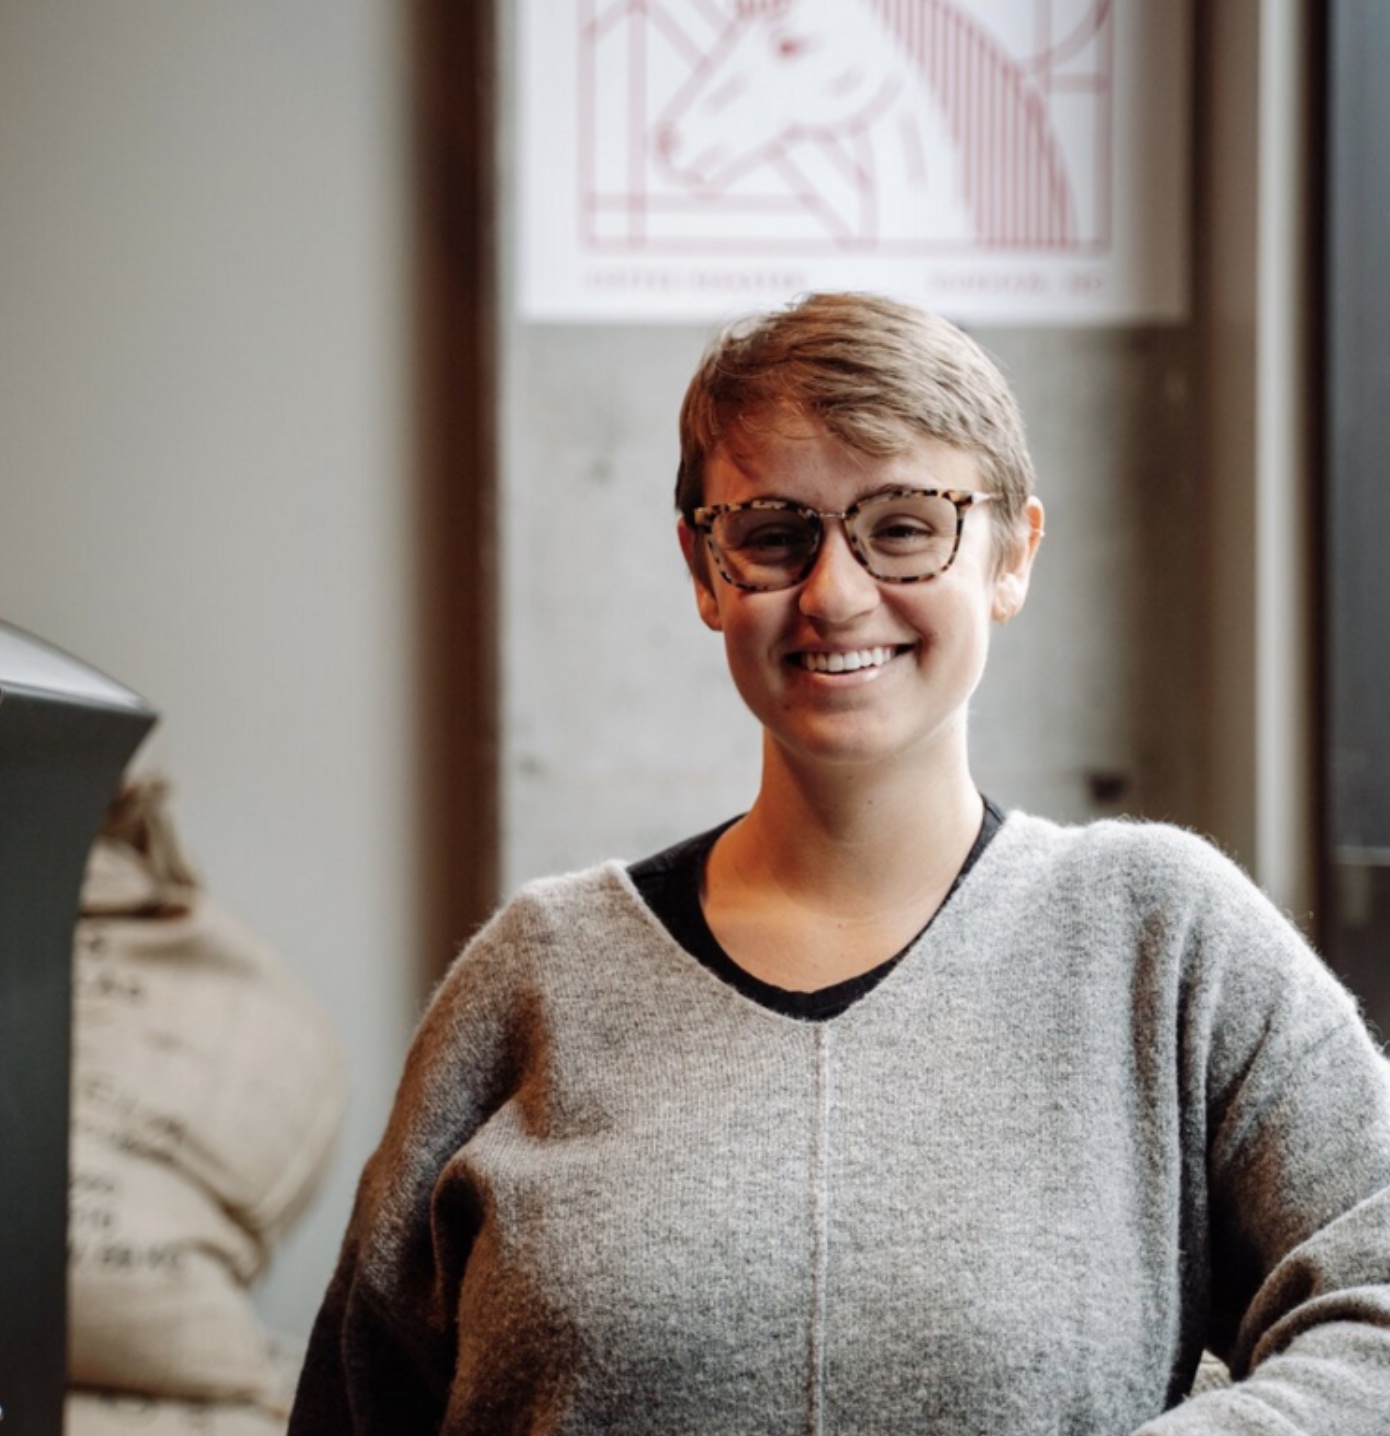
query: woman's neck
[{"left": 708, "top": 736, "right": 984, "bottom": 936}]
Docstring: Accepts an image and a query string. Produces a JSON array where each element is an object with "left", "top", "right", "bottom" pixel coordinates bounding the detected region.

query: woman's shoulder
[
  {"left": 996, "top": 809, "right": 1261, "bottom": 902},
  {"left": 990, "top": 810, "right": 1351, "bottom": 1014},
  {"left": 987, "top": 810, "right": 1315, "bottom": 967},
  {"left": 494, "top": 858, "right": 639, "bottom": 928},
  {"left": 427, "top": 857, "right": 684, "bottom": 1020}
]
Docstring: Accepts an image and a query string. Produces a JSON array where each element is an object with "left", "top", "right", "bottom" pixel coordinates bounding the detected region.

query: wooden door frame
[{"left": 412, "top": 0, "right": 500, "bottom": 980}]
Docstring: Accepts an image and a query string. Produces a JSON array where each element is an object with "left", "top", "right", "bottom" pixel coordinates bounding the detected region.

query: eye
[
  {"left": 869, "top": 519, "right": 938, "bottom": 551},
  {"left": 860, "top": 496, "right": 955, "bottom": 552},
  {"left": 719, "top": 508, "right": 816, "bottom": 560},
  {"left": 735, "top": 519, "right": 811, "bottom": 554}
]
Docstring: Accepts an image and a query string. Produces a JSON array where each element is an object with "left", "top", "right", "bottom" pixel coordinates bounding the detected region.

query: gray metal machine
[{"left": 0, "top": 622, "right": 155, "bottom": 1433}]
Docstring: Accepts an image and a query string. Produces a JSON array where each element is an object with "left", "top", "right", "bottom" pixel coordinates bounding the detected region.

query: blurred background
[{"left": 1, "top": 0, "right": 1386, "bottom": 1386}]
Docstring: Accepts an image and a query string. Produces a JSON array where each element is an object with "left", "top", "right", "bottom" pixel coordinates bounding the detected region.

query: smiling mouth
[{"left": 792, "top": 644, "right": 911, "bottom": 674}]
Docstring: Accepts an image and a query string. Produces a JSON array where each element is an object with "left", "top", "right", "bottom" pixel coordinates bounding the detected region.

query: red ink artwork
[{"left": 578, "top": 0, "right": 1114, "bottom": 256}]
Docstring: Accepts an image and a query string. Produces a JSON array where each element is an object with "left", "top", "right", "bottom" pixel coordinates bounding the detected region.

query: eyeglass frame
[{"left": 688, "top": 486, "right": 998, "bottom": 592}]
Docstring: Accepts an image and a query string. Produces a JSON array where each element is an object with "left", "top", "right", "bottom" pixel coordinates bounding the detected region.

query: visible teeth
[{"left": 799, "top": 646, "right": 896, "bottom": 673}]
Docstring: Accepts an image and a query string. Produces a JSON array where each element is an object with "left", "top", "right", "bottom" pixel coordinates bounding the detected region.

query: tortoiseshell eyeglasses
[{"left": 689, "top": 487, "right": 997, "bottom": 592}]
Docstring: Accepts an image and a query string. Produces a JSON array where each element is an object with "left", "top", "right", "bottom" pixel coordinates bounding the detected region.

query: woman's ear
[
  {"left": 677, "top": 517, "right": 724, "bottom": 632},
  {"left": 990, "top": 497, "right": 1045, "bottom": 623}
]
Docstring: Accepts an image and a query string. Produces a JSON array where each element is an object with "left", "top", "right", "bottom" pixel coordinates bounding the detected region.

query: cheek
[
  {"left": 719, "top": 606, "right": 768, "bottom": 668},
  {"left": 715, "top": 603, "right": 786, "bottom": 694},
  {"left": 717, "top": 630, "right": 784, "bottom": 727},
  {"left": 955, "top": 606, "right": 997, "bottom": 692},
  {"left": 905, "top": 590, "right": 992, "bottom": 671}
]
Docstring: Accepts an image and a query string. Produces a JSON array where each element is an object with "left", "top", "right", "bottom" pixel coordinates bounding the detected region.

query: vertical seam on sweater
[{"left": 809, "top": 1024, "right": 832, "bottom": 1436}]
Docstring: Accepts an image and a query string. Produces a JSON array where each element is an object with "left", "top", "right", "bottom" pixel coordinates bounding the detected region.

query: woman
[{"left": 290, "top": 294, "right": 1390, "bottom": 1434}]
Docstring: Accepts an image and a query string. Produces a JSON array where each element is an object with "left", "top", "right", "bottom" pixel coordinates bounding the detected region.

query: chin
[{"left": 768, "top": 716, "right": 958, "bottom": 773}]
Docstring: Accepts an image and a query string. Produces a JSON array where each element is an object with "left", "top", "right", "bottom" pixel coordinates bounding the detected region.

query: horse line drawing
[{"left": 578, "top": 0, "right": 1113, "bottom": 255}]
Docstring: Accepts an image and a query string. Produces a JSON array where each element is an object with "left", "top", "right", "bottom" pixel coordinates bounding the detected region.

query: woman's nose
[{"left": 797, "top": 521, "right": 879, "bottom": 623}]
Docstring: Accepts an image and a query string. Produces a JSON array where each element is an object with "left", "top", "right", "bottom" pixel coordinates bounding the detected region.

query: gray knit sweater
[{"left": 291, "top": 813, "right": 1390, "bottom": 1434}]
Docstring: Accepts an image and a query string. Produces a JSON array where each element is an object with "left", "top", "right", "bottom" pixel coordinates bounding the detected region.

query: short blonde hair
[{"left": 677, "top": 293, "right": 1034, "bottom": 561}]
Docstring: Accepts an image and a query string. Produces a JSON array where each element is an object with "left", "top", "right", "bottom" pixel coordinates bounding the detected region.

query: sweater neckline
[{"left": 618, "top": 799, "right": 1013, "bottom": 1025}]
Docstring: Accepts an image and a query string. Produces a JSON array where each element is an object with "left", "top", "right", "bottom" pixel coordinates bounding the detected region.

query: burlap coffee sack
[
  {"left": 68, "top": 1130, "right": 276, "bottom": 1404},
  {"left": 73, "top": 781, "right": 347, "bottom": 1247},
  {"left": 80, "top": 778, "right": 200, "bottom": 916},
  {"left": 67, "top": 1392, "right": 286, "bottom": 1436}
]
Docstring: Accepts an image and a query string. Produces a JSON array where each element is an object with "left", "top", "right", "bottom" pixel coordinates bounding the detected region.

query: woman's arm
[
  {"left": 287, "top": 900, "right": 528, "bottom": 1436},
  {"left": 1139, "top": 846, "right": 1390, "bottom": 1434},
  {"left": 290, "top": 1230, "right": 455, "bottom": 1434}
]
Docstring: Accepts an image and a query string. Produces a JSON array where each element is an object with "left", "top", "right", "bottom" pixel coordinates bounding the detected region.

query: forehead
[{"left": 706, "top": 418, "right": 982, "bottom": 508}]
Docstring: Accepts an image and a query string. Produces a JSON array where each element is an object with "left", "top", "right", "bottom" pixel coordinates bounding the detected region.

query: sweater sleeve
[
  {"left": 287, "top": 896, "right": 533, "bottom": 1436},
  {"left": 1136, "top": 840, "right": 1390, "bottom": 1435}
]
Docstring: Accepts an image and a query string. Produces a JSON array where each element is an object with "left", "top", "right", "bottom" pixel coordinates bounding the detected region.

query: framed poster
[{"left": 518, "top": 0, "right": 1189, "bottom": 323}]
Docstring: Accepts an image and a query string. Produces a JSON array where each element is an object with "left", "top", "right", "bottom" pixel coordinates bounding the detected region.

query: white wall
[{"left": 0, "top": 0, "right": 416, "bottom": 1337}]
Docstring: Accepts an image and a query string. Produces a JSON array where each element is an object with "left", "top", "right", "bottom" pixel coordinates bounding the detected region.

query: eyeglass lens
[{"left": 712, "top": 492, "right": 962, "bottom": 588}]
